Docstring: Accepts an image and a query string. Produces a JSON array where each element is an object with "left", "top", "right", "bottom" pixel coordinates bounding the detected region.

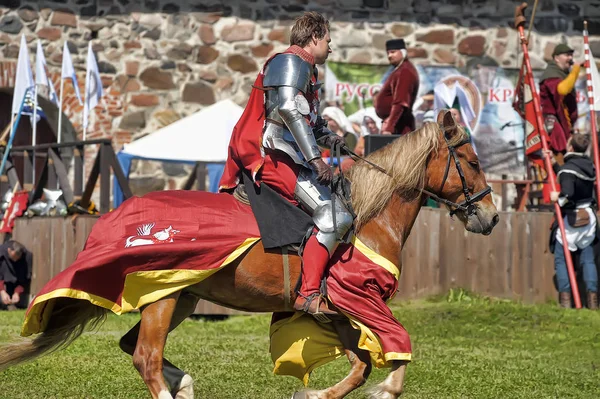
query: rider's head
[{"left": 290, "top": 11, "right": 331, "bottom": 65}]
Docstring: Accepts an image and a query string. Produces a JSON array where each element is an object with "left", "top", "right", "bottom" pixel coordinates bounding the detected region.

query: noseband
[{"left": 344, "top": 130, "right": 492, "bottom": 218}]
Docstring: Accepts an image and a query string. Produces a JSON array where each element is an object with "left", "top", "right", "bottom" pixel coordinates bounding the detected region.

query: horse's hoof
[
  {"left": 292, "top": 389, "right": 321, "bottom": 399},
  {"left": 367, "top": 386, "right": 396, "bottom": 399},
  {"left": 174, "top": 374, "right": 194, "bottom": 399}
]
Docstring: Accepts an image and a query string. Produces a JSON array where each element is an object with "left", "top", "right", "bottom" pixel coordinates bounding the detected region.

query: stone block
[
  {"left": 130, "top": 94, "right": 160, "bottom": 107},
  {"left": 390, "top": 23, "right": 413, "bottom": 38},
  {"left": 196, "top": 46, "right": 219, "bottom": 64},
  {"left": 407, "top": 47, "right": 428, "bottom": 58},
  {"left": 50, "top": 10, "right": 77, "bottom": 28},
  {"left": 140, "top": 67, "right": 176, "bottom": 90},
  {"left": 267, "top": 27, "right": 290, "bottom": 44},
  {"left": 182, "top": 81, "right": 216, "bottom": 105},
  {"left": 348, "top": 50, "right": 372, "bottom": 64},
  {"left": 198, "top": 24, "right": 216, "bottom": 45},
  {"left": 114, "top": 75, "right": 141, "bottom": 93},
  {"left": 417, "top": 29, "right": 455, "bottom": 45},
  {"left": 251, "top": 43, "right": 274, "bottom": 58},
  {"left": 458, "top": 35, "right": 486, "bottom": 56},
  {"left": 0, "top": 16, "right": 23, "bottom": 34},
  {"left": 167, "top": 43, "right": 193, "bottom": 60},
  {"left": 119, "top": 110, "right": 146, "bottom": 130},
  {"left": 221, "top": 22, "right": 256, "bottom": 42},
  {"left": 227, "top": 54, "right": 258, "bottom": 73},
  {"left": 18, "top": 7, "right": 38, "bottom": 23},
  {"left": 433, "top": 48, "right": 456, "bottom": 64},
  {"left": 37, "top": 27, "right": 61, "bottom": 41}
]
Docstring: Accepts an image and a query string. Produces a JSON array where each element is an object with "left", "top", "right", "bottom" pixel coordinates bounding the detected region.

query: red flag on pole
[{"left": 514, "top": 63, "right": 544, "bottom": 156}]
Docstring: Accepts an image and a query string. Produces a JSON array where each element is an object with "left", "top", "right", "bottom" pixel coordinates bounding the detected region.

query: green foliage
[{"left": 0, "top": 298, "right": 599, "bottom": 398}]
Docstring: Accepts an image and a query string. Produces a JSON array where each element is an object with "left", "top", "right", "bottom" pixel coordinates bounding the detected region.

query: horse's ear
[
  {"left": 436, "top": 109, "right": 447, "bottom": 125},
  {"left": 436, "top": 109, "right": 458, "bottom": 138}
]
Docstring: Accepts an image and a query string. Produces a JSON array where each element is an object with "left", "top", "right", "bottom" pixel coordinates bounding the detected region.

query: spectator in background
[
  {"left": 362, "top": 111, "right": 381, "bottom": 135},
  {"left": 322, "top": 106, "right": 358, "bottom": 151},
  {"left": 0, "top": 240, "right": 33, "bottom": 310},
  {"left": 540, "top": 43, "right": 581, "bottom": 162},
  {"left": 547, "top": 134, "right": 598, "bottom": 309},
  {"left": 413, "top": 90, "right": 435, "bottom": 128},
  {"left": 375, "top": 39, "right": 420, "bottom": 135}
]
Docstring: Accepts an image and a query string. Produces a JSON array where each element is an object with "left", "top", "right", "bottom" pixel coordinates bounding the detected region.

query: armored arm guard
[{"left": 263, "top": 54, "right": 321, "bottom": 162}]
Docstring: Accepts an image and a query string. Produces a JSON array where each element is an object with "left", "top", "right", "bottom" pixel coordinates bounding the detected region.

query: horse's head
[{"left": 425, "top": 110, "right": 499, "bottom": 235}]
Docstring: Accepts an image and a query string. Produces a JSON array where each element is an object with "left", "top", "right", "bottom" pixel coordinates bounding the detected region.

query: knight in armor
[{"left": 219, "top": 12, "right": 354, "bottom": 320}]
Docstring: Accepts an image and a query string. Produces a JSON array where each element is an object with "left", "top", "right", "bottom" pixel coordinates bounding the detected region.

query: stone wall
[{"left": 0, "top": 0, "right": 599, "bottom": 196}]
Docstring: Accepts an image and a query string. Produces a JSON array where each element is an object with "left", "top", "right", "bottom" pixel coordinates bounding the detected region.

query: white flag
[
  {"left": 35, "top": 40, "right": 58, "bottom": 105},
  {"left": 61, "top": 41, "right": 82, "bottom": 105},
  {"left": 83, "top": 42, "right": 103, "bottom": 130},
  {"left": 11, "top": 34, "right": 34, "bottom": 115},
  {"left": 589, "top": 50, "right": 600, "bottom": 111}
]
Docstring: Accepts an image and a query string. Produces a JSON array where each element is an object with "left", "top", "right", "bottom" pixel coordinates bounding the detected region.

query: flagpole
[
  {"left": 583, "top": 21, "right": 600, "bottom": 202},
  {"left": 32, "top": 83, "right": 38, "bottom": 184},
  {"left": 57, "top": 76, "right": 64, "bottom": 144},
  {"left": 515, "top": 3, "right": 581, "bottom": 308},
  {"left": 0, "top": 88, "right": 30, "bottom": 178}
]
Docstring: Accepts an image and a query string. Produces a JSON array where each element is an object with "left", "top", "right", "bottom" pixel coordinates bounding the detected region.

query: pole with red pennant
[
  {"left": 514, "top": 2, "right": 582, "bottom": 308},
  {"left": 583, "top": 21, "right": 600, "bottom": 201}
]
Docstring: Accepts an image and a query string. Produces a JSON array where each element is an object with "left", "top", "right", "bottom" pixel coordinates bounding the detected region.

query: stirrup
[{"left": 297, "top": 293, "right": 333, "bottom": 324}]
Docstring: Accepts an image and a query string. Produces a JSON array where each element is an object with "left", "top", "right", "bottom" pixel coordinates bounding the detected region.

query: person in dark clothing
[
  {"left": 0, "top": 240, "right": 32, "bottom": 310},
  {"left": 546, "top": 134, "right": 598, "bottom": 309}
]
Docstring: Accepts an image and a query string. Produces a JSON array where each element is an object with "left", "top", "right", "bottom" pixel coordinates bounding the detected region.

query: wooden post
[{"left": 100, "top": 143, "right": 110, "bottom": 213}]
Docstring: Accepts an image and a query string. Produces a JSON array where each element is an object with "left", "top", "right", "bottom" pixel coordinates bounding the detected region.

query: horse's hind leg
[
  {"left": 294, "top": 319, "right": 372, "bottom": 399},
  {"left": 120, "top": 292, "right": 199, "bottom": 399},
  {"left": 130, "top": 291, "right": 181, "bottom": 399}
]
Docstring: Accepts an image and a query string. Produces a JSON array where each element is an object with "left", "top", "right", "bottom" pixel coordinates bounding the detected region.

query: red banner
[
  {"left": 0, "top": 191, "right": 29, "bottom": 233},
  {"left": 513, "top": 63, "right": 544, "bottom": 156}
]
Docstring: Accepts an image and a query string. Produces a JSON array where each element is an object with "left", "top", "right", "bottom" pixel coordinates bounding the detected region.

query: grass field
[{"left": 0, "top": 292, "right": 599, "bottom": 399}]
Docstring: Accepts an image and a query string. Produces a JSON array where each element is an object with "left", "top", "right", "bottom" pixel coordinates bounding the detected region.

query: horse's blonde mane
[{"left": 347, "top": 122, "right": 469, "bottom": 230}]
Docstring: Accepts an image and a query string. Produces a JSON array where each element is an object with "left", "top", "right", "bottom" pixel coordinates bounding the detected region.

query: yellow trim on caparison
[
  {"left": 21, "top": 237, "right": 261, "bottom": 337},
  {"left": 352, "top": 236, "right": 400, "bottom": 280}
]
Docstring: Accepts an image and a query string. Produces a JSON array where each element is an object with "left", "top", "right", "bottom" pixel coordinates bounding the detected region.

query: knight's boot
[
  {"left": 587, "top": 291, "right": 598, "bottom": 310},
  {"left": 294, "top": 233, "right": 338, "bottom": 322},
  {"left": 559, "top": 292, "right": 572, "bottom": 308}
]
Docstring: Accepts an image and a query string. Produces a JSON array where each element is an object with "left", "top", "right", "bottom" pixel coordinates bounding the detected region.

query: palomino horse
[{"left": 0, "top": 110, "right": 498, "bottom": 399}]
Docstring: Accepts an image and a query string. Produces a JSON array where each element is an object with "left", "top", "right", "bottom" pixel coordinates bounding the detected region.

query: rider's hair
[
  {"left": 570, "top": 133, "right": 590, "bottom": 153},
  {"left": 290, "top": 11, "right": 330, "bottom": 48}
]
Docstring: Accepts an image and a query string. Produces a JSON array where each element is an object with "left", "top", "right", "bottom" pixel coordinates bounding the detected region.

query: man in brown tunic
[{"left": 375, "top": 39, "right": 420, "bottom": 135}]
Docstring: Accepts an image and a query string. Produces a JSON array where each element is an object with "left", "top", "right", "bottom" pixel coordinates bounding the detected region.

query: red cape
[{"left": 219, "top": 46, "right": 319, "bottom": 191}]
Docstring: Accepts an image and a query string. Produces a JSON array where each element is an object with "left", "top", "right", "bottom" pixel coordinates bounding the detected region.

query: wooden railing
[
  {"left": 13, "top": 208, "right": 560, "bottom": 314},
  {"left": 2, "top": 139, "right": 132, "bottom": 214}
]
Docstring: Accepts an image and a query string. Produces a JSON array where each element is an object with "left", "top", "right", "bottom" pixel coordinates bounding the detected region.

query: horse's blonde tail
[{"left": 0, "top": 298, "right": 108, "bottom": 371}]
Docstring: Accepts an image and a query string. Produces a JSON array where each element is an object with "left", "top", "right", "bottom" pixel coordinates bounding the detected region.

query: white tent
[
  {"left": 121, "top": 99, "right": 243, "bottom": 163},
  {"left": 114, "top": 99, "right": 243, "bottom": 207}
]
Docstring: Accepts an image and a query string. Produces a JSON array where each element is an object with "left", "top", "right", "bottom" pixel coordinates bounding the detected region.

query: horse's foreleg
[
  {"left": 121, "top": 293, "right": 199, "bottom": 398},
  {"left": 132, "top": 291, "right": 181, "bottom": 399},
  {"left": 367, "top": 360, "right": 408, "bottom": 399},
  {"left": 295, "top": 319, "right": 372, "bottom": 399}
]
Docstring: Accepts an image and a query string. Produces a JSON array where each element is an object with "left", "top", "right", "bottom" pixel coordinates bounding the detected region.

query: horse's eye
[{"left": 469, "top": 161, "right": 480, "bottom": 170}]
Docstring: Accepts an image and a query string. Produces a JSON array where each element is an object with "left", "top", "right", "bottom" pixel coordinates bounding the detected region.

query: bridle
[
  {"left": 344, "top": 128, "right": 492, "bottom": 218},
  {"left": 428, "top": 132, "right": 492, "bottom": 217}
]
